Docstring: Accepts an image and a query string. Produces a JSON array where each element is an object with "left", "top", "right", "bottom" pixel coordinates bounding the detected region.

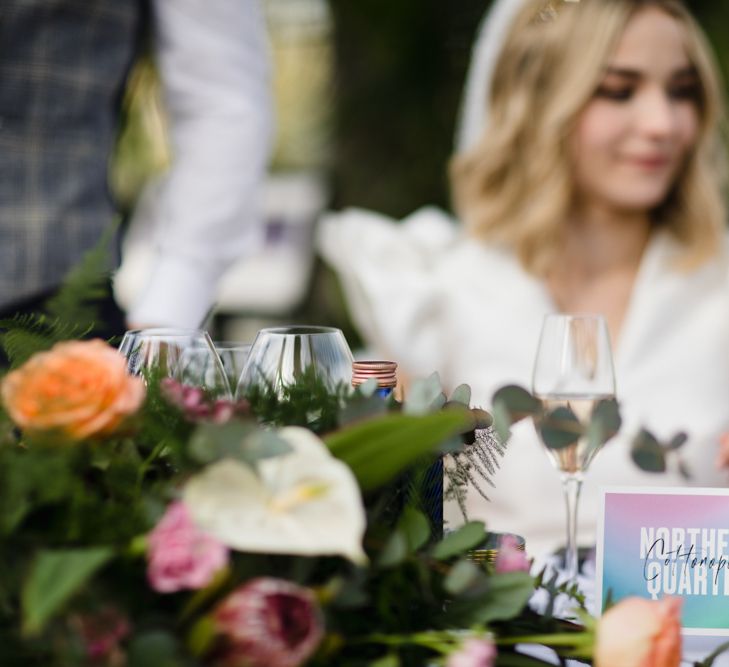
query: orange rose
[
  {"left": 1, "top": 339, "right": 145, "bottom": 440},
  {"left": 595, "top": 597, "right": 682, "bottom": 667}
]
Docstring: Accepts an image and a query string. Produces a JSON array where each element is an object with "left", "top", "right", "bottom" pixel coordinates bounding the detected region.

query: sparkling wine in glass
[{"left": 532, "top": 314, "right": 616, "bottom": 582}]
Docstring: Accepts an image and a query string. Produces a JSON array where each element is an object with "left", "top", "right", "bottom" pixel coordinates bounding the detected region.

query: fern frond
[
  {"left": 444, "top": 426, "right": 505, "bottom": 521},
  {"left": 43, "top": 221, "right": 119, "bottom": 330},
  {"left": 0, "top": 314, "right": 94, "bottom": 367}
]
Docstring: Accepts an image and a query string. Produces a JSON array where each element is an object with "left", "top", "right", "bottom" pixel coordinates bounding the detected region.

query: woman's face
[{"left": 570, "top": 7, "right": 700, "bottom": 214}]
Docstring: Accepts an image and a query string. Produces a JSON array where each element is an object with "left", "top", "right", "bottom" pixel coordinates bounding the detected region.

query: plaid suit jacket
[{"left": 0, "top": 0, "right": 146, "bottom": 309}]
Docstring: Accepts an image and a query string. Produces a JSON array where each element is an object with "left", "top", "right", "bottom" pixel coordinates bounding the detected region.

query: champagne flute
[{"left": 532, "top": 314, "right": 616, "bottom": 583}]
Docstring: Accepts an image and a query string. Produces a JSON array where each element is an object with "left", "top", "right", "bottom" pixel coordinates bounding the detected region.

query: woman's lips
[{"left": 624, "top": 155, "right": 672, "bottom": 169}]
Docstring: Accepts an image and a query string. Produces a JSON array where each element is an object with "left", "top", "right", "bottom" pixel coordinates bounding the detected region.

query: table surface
[{"left": 527, "top": 556, "right": 729, "bottom": 665}]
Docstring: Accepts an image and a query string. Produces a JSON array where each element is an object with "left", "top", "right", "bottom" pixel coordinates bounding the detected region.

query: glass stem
[{"left": 561, "top": 475, "right": 582, "bottom": 582}]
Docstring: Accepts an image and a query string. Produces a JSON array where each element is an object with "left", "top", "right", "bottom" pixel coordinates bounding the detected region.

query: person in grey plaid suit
[{"left": 0, "top": 0, "right": 272, "bottom": 337}]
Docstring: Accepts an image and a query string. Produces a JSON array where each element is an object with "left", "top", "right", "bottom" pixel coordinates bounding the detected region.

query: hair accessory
[{"left": 533, "top": 0, "right": 580, "bottom": 24}]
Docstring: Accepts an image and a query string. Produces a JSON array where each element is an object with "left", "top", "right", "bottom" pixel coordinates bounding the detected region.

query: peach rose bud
[
  {"left": 594, "top": 597, "right": 682, "bottom": 667},
  {"left": 1, "top": 339, "right": 145, "bottom": 440}
]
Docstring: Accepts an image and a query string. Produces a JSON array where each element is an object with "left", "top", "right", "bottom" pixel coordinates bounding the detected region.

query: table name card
[{"left": 596, "top": 487, "right": 729, "bottom": 635}]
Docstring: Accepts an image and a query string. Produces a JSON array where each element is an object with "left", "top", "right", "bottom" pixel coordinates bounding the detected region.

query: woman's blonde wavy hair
[{"left": 451, "top": 0, "right": 727, "bottom": 274}]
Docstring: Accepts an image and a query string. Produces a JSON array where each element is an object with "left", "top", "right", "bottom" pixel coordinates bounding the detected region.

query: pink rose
[
  {"left": 147, "top": 501, "right": 228, "bottom": 593},
  {"left": 594, "top": 597, "right": 682, "bottom": 667},
  {"left": 447, "top": 638, "right": 497, "bottom": 667},
  {"left": 214, "top": 577, "right": 324, "bottom": 667},
  {"left": 494, "top": 535, "right": 530, "bottom": 574}
]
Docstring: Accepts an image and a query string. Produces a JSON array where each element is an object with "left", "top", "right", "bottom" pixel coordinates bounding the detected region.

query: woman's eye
[
  {"left": 668, "top": 84, "right": 700, "bottom": 101},
  {"left": 595, "top": 86, "right": 633, "bottom": 101}
]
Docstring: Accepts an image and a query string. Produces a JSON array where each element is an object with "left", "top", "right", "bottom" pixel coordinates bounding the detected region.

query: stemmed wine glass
[
  {"left": 118, "top": 328, "right": 231, "bottom": 399},
  {"left": 213, "top": 342, "right": 252, "bottom": 395},
  {"left": 236, "top": 326, "right": 353, "bottom": 399},
  {"left": 532, "top": 314, "right": 616, "bottom": 583}
]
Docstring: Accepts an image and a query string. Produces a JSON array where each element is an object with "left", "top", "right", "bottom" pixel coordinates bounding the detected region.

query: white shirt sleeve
[{"left": 126, "top": 0, "right": 273, "bottom": 328}]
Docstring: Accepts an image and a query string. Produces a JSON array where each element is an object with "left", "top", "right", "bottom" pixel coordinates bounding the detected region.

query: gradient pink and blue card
[{"left": 596, "top": 487, "right": 729, "bottom": 635}]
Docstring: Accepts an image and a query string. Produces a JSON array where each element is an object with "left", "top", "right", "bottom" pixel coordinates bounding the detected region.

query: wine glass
[
  {"left": 118, "top": 328, "right": 231, "bottom": 399},
  {"left": 213, "top": 341, "right": 252, "bottom": 394},
  {"left": 532, "top": 314, "right": 616, "bottom": 583},
  {"left": 236, "top": 326, "right": 353, "bottom": 399}
]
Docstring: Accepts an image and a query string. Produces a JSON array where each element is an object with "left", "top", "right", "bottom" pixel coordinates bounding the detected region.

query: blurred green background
[{"left": 112, "top": 0, "right": 729, "bottom": 340}]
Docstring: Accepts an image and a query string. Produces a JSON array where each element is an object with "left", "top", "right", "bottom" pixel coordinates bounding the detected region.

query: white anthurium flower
[{"left": 184, "top": 426, "right": 367, "bottom": 564}]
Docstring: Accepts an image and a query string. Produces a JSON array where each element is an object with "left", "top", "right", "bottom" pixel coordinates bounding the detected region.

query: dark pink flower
[
  {"left": 494, "top": 534, "right": 530, "bottom": 574},
  {"left": 447, "top": 638, "right": 497, "bottom": 667},
  {"left": 147, "top": 501, "right": 228, "bottom": 593},
  {"left": 214, "top": 577, "right": 324, "bottom": 667},
  {"left": 75, "top": 606, "right": 131, "bottom": 664},
  {"left": 160, "top": 378, "right": 247, "bottom": 423}
]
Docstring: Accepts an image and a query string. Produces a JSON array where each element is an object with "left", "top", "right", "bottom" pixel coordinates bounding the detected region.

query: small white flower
[{"left": 184, "top": 427, "right": 367, "bottom": 563}]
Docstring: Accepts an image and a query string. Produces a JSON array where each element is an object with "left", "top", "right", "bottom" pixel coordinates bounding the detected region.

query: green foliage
[
  {"left": 0, "top": 222, "right": 118, "bottom": 367},
  {"left": 43, "top": 222, "right": 117, "bottom": 331},
  {"left": 22, "top": 548, "right": 113, "bottom": 635},
  {"left": 326, "top": 409, "right": 470, "bottom": 491},
  {"left": 244, "top": 365, "right": 350, "bottom": 434}
]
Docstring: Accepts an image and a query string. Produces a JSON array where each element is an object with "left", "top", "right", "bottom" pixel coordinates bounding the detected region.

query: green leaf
[
  {"left": 491, "top": 399, "right": 513, "bottom": 444},
  {"left": 492, "top": 385, "right": 541, "bottom": 423},
  {"left": 469, "top": 571, "right": 534, "bottom": 624},
  {"left": 22, "top": 547, "right": 113, "bottom": 635},
  {"left": 668, "top": 431, "right": 688, "bottom": 450},
  {"left": 450, "top": 384, "right": 472, "bottom": 406},
  {"left": 378, "top": 531, "right": 408, "bottom": 568},
  {"left": 188, "top": 421, "right": 290, "bottom": 465},
  {"left": 325, "top": 409, "right": 471, "bottom": 491},
  {"left": 403, "top": 372, "right": 444, "bottom": 415},
  {"left": 444, "top": 559, "right": 481, "bottom": 595},
  {"left": 127, "top": 631, "right": 180, "bottom": 667},
  {"left": 399, "top": 507, "right": 430, "bottom": 552},
  {"left": 538, "top": 407, "right": 583, "bottom": 450},
  {"left": 432, "top": 522, "right": 487, "bottom": 560},
  {"left": 586, "top": 398, "right": 621, "bottom": 450},
  {"left": 369, "top": 655, "right": 401, "bottom": 667},
  {"left": 630, "top": 429, "right": 666, "bottom": 473},
  {"left": 43, "top": 221, "right": 118, "bottom": 331}
]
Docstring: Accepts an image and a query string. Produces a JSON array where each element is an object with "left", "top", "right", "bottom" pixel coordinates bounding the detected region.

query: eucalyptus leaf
[
  {"left": 22, "top": 548, "right": 113, "bottom": 635},
  {"left": 444, "top": 559, "right": 481, "bottom": 595},
  {"left": 450, "top": 384, "right": 471, "bottom": 406},
  {"left": 491, "top": 399, "right": 512, "bottom": 444},
  {"left": 399, "top": 507, "right": 431, "bottom": 552},
  {"left": 668, "top": 432, "right": 688, "bottom": 451},
  {"left": 188, "top": 422, "right": 289, "bottom": 465},
  {"left": 468, "top": 571, "right": 534, "bottom": 624},
  {"left": 432, "top": 522, "right": 487, "bottom": 560},
  {"left": 378, "top": 531, "right": 408, "bottom": 568},
  {"left": 677, "top": 458, "right": 692, "bottom": 481},
  {"left": 339, "top": 393, "right": 389, "bottom": 426},
  {"left": 539, "top": 407, "right": 583, "bottom": 450},
  {"left": 591, "top": 398, "right": 621, "bottom": 440},
  {"left": 358, "top": 377, "right": 379, "bottom": 398},
  {"left": 491, "top": 385, "right": 541, "bottom": 423},
  {"left": 630, "top": 429, "right": 666, "bottom": 473},
  {"left": 403, "top": 372, "right": 444, "bottom": 415}
]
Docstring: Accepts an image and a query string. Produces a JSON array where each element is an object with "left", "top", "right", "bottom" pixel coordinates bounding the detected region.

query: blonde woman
[{"left": 318, "top": 0, "right": 729, "bottom": 561}]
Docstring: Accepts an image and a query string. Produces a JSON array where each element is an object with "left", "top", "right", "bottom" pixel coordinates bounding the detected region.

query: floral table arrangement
[{"left": 0, "top": 249, "right": 721, "bottom": 667}]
